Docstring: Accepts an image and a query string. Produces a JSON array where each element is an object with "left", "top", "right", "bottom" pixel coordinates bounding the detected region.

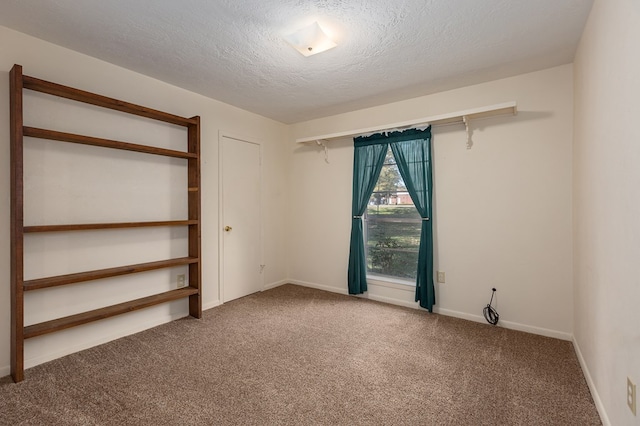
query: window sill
[{"left": 367, "top": 275, "right": 415, "bottom": 292}]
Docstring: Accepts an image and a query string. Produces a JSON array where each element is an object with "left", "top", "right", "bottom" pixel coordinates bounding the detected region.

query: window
[{"left": 364, "top": 146, "right": 421, "bottom": 282}]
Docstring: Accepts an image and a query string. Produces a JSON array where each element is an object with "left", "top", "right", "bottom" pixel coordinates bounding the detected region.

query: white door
[{"left": 220, "top": 135, "right": 262, "bottom": 302}]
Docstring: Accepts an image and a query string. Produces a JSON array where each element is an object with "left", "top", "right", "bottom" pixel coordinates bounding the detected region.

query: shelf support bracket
[
  {"left": 463, "top": 115, "right": 473, "bottom": 149},
  {"left": 316, "top": 139, "right": 329, "bottom": 163}
]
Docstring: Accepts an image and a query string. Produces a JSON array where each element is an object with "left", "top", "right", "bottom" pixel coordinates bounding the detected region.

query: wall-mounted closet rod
[{"left": 296, "top": 101, "right": 517, "bottom": 145}]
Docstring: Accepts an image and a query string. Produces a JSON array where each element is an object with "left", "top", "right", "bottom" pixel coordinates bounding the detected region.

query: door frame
[{"left": 218, "top": 131, "right": 264, "bottom": 303}]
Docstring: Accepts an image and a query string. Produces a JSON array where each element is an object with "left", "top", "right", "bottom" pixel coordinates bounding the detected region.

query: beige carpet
[{"left": 1, "top": 284, "right": 600, "bottom": 425}]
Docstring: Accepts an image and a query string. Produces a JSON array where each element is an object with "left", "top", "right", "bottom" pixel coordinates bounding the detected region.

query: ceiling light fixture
[{"left": 284, "top": 21, "right": 337, "bottom": 57}]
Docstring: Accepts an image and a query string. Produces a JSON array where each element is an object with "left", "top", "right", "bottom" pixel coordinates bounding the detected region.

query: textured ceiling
[{"left": 0, "top": 0, "right": 593, "bottom": 124}]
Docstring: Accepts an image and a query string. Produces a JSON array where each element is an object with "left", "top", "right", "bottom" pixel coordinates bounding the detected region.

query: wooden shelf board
[
  {"left": 24, "top": 220, "right": 198, "bottom": 233},
  {"left": 23, "top": 127, "right": 197, "bottom": 159},
  {"left": 23, "top": 75, "right": 197, "bottom": 127},
  {"left": 23, "top": 257, "right": 199, "bottom": 291},
  {"left": 23, "top": 287, "right": 199, "bottom": 339},
  {"left": 295, "top": 101, "right": 517, "bottom": 143}
]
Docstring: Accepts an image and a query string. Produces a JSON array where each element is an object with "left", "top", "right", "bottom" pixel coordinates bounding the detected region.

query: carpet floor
[{"left": 1, "top": 284, "right": 601, "bottom": 425}]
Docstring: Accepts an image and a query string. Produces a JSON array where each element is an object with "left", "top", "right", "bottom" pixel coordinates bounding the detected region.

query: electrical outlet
[
  {"left": 437, "top": 271, "right": 445, "bottom": 283},
  {"left": 177, "top": 274, "right": 186, "bottom": 288},
  {"left": 628, "top": 377, "right": 637, "bottom": 416}
]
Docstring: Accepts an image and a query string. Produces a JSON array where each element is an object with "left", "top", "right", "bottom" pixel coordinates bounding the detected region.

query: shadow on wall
[{"left": 293, "top": 137, "right": 352, "bottom": 162}]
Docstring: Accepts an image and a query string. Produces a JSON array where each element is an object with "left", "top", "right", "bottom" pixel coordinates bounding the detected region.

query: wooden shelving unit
[{"left": 9, "top": 64, "right": 202, "bottom": 383}]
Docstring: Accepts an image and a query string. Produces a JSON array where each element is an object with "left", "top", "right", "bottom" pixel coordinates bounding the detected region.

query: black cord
[{"left": 483, "top": 288, "right": 499, "bottom": 325}]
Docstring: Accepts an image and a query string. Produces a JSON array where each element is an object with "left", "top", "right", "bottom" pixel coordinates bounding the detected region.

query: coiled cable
[{"left": 483, "top": 288, "right": 499, "bottom": 325}]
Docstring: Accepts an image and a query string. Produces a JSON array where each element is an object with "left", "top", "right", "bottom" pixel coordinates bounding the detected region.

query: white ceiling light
[{"left": 284, "top": 21, "right": 337, "bottom": 57}]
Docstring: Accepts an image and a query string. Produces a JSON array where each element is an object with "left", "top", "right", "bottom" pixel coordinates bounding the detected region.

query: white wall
[
  {"left": 0, "top": 26, "right": 289, "bottom": 377},
  {"left": 289, "top": 65, "right": 574, "bottom": 339},
  {"left": 4, "top": 13, "right": 634, "bottom": 425},
  {"left": 573, "top": 0, "right": 640, "bottom": 424}
]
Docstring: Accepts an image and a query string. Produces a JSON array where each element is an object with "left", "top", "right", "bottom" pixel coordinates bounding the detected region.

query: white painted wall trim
[
  {"left": 434, "top": 307, "right": 572, "bottom": 341},
  {"left": 573, "top": 337, "right": 610, "bottom": 426},
  {"left": 0, "top": 279, "right": 584, "bottom": 388},
  {"left": 264, "top": 280, "right": 289, "bottom": 291},
  {"left": 177, "top": 279, "right": 286, "bottom": 314},
  {"left": 288, "top": 279, "right": 349, "bottom": 295},
  {"left": 0, "top": 311, "right": 190, "bottom": 378},
  {"left": 203, "top": 300, "right": 222, "bottom": 311},
  {"left": 288, "top": 279, "right": 572, "bottom": 341}
]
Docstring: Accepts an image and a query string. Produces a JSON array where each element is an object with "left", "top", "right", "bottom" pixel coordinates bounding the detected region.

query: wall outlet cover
[{"left": 177, "top": 274, "right": 186, "bottom": 288}]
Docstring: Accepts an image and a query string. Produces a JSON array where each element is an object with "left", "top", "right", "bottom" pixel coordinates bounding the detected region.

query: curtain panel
[
  {"left": 348, "top": 127, "right": 435, "bottom": 312},
  {"left": 347, "top": 141, "right": 388, "bottom": 294}
]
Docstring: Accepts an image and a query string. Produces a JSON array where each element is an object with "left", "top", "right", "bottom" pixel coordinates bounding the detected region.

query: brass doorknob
[{"left": 224, "top": 226, "right": 232, "bottom": 232}]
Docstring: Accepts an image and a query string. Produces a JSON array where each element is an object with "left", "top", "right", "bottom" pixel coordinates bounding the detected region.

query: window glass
[{"left": 365, "top": 147, "right": 421, "bottom": 281}]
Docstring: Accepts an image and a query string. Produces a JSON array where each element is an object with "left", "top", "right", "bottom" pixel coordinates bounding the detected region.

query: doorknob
[{"left": 224, "top": 226, "right": 232, "bottom": 232}]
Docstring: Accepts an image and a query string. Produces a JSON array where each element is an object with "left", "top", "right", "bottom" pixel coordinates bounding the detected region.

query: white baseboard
[
  {"left": 0, "top": 311, "right": 190, "bottom": 377},
  {"left": 0, "top": 302, "right": 220, "bottom": 379},
  {"left": 288, "top": 279, "right": 572, "bottom": 341},
  {"left": 203, "top": 299, "right": 222, "bottom": 311},
  {"left": 573, "top": 337, "right": 610, "bottom": 426},
  {"left": 264, "top": 279, "right": 289, "bottom": 291},
  {"left": 202, "top": 281, "right": 289, "bottom": 313},
  {"left": 434, "top": 307, "right": 573, "bottom": 341},
  {"left": 288, "top": 279, "right": 349, "bottom": 295},
  {"left": 0, "top": 280, "right": 575, "bottom": 380}
]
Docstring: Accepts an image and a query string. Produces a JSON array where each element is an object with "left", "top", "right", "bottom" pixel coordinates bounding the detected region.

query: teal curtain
[
  {"left": 347, "top": 139, "right": 388, "bottom": 294},
  {"left": 389, "top": 127, "right": 435, "bottom": 311},
  {"left": 349, "top": 127, "right": 435, "bottom": 311}
]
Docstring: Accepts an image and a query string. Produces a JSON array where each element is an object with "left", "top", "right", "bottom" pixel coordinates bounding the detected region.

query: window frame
[{"left": 363, "top": 147, "right": 420, "bottom": 287}]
